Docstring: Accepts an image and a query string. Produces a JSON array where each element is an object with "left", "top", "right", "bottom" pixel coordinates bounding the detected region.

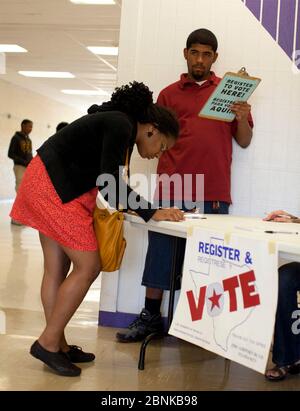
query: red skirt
[{"left": 10, "top": 155, "right": 98, "bottom": 251}]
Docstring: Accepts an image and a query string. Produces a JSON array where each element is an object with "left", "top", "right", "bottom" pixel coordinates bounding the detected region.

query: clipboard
[{"left": 199, "top": 67, "right": 261, "bottom": 122}]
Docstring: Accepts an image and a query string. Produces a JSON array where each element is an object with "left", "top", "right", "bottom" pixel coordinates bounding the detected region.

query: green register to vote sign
[{"left": 199, "top": 71, "right": 261, "bottom": 122}]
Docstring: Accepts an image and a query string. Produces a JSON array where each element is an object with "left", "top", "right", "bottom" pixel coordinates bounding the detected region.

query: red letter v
[{"left": 186, "top": 286, "right": 207, "bottom": 321}]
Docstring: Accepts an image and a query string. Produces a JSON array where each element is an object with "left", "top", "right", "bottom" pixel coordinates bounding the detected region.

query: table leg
[{"left": 138, "top": 236, "right": 179, "bottom": 370}]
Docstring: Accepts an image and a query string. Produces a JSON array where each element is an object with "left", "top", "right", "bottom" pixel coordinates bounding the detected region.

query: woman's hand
[
  {"left": 264, "top": 210, "right": 298, "bottom": 223},
  {"left": 152, "top": 207, "right": 184, "bottom": 222}
]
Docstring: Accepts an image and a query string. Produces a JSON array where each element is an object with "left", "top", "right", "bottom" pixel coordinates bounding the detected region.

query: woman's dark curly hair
[
  {"left": 88, "top": 81, "right": 179, "bottom": 140},
  {"left": 110, "top": 81, "right": 153, "bottom": 119}
]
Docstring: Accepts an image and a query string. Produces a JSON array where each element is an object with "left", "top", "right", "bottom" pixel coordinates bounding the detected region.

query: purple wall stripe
[
  {"left": 99, "top": 310, "right": 136, "bottom": 328},
  {"left": 278, "top": 0, "right": 296, "bottom": 59},
  {"left": 297, "top": 2, "right": 300, "bottom": 54},
  {"left": 262, "top": 0, "right": 278, "bottom": 40},
  {"left": 243, "top": 0, "right": 300, "bottom": 69},
  {"left": 245, "top": 0, "right": 262, "bottom": 20}
]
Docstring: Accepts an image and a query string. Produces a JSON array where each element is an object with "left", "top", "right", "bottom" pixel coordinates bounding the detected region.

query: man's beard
[
  {"left": 192, "top": 73, "right": 205, "bottom": 81},
  {"left": 191, "top": 67, "right": 209, "bottom": 81}
]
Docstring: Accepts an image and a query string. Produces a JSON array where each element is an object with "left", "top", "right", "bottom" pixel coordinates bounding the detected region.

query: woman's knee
[
  {"left": 90, "top": 260, "right": 101, "bottom": 281},
  {"left": 74, "top": 257, "right": 101, "bottom": 283},
  {"left": 44, "top": 259, "right": 71, "bottom": 280}
]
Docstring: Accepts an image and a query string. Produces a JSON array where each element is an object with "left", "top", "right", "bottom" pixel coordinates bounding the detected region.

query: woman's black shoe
[
  {"left": 63, "top": 345, "right": 95, "bottom": 363},
  {"left": 30, "top": 340, "right": 81, "bottom": 377}
]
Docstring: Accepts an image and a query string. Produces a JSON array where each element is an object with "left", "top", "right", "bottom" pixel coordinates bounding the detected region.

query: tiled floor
[{"left": 0, "top": 202, "right": 299, "bottom": 391}]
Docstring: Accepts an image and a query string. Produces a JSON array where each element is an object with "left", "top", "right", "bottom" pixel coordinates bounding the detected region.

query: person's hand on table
[
  {"left": 264, "top": 210, "right": 299, "bottom": 223},
  {"left": 152, "top": 207, "right": 184, "bottom": 222}
]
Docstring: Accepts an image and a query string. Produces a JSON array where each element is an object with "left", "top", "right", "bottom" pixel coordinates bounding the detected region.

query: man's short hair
[
  {"left": 21, "top": 119, "right": 32, "bottom": 126},
  {"left": 56, "top": 122, "right": 69, "bottom": 132},
  {"left": 186, "top": 28, "right": 218, "bottom": 52}
]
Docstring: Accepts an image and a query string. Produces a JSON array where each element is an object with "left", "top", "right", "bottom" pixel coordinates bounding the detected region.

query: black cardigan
[{"left": 37, "top": 111, "right": 156, "bottom": 222}]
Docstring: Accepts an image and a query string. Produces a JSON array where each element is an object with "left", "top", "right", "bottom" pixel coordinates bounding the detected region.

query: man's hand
[
  {"left": 232, "top": 101, "right": 253, "bottom": 148},
  {"left": 152, "top": 207, "right": 184, "bottom": 222},
  {"left": 230, "top": 101, "right": 251, "bottom": 122}
]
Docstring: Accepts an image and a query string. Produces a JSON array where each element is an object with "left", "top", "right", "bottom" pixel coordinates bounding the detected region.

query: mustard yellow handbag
[
  {"left": 93, "top": 207, "right": 126, "bottom": 272},
  {"left": 93, "top": 149, "right": 128, "bottom": 272}
]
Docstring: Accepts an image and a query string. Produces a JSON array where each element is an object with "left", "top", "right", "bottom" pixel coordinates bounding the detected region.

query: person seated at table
[{"left": 264, "top": 210, "right": 300, "bottom": 381}]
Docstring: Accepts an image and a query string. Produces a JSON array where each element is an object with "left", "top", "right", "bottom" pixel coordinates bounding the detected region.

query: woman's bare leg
[
  {"left": 37, "top": 242, "right": 101, "bottom": 352},
  {"left": 39, "top": 233, "right": 71, "bottom": 351}
]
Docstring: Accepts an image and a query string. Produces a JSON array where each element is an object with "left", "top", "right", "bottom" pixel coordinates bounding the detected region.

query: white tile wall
[
  {"left": 118, "top": 0, "right": 300, "bottom": 217},
  {"left": 102, "top": 0, "right": 300, "bottom": 317}
]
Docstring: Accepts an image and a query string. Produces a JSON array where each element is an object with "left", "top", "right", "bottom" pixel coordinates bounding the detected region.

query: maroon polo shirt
[{"left": 156, "top": 72, "right": 253, "bottom": 204}]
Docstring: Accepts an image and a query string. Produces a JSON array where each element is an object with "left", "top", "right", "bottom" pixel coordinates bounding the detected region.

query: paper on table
[{"left": 184, "top": 213, "right": 206, "bottom": 219}]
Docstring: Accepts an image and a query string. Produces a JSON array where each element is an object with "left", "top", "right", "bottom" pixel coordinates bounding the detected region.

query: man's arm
[
  {"left": 8, "top": 137, "right": 17, "bottom": 160},
  {"left": 231, "top": 101, "right": 253, "bottom": 148},
  {"left": 8, "top": 137, "right": 28, "bottom": 166}
]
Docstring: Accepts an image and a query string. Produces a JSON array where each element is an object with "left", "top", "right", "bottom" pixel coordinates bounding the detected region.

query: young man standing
[
  {"left": 8, "top": 119, "right": 33, "bottom": 225},
  {"left": 116, "top": 29, "right": 253, "bottom": 342}
]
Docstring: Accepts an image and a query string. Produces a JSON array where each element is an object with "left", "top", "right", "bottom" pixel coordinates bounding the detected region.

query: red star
[{"left": 208, "top": 289, "right": 222, "bottom": 311}]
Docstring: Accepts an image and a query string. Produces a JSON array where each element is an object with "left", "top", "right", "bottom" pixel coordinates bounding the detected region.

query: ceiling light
[
  {"left": 70, "top": 0, "right": 115, "bottom": 4},
  {"left": 61, "top": 89, "right": 109, "bottom": 96},
  {"left": 0, "top": 44, "right": 27, "bottom": 53},
  {"left": 19, "top": 71, "right": 75, "bottom": 78},
  {"left": 87, "top": 46, "right": 118, "bottom": 56}
]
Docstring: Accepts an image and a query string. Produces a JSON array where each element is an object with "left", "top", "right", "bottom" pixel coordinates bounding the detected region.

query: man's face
[
  {"left": 22, "top": 122, "right": 33, "bottom": 135},
  {"left": 184, "top": 43, "right": 218, "bottom": 81}
]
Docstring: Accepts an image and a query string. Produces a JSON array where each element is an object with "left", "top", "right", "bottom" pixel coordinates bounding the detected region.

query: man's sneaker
[{"left": 116, "top": 308, "right": 163, "bottom": 343}]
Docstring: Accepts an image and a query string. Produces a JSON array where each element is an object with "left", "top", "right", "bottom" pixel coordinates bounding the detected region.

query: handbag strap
[
  {"left": 118, "top": 149, "right": 130, "bottom": 212},
  {"left": 124, "top": 149, "right": 129, "bottom": 178}
]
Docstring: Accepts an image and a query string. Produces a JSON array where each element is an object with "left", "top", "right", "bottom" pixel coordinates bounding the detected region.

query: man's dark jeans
[
  {"left": 273, "top": 262, "right": 300, "bottom": 366},
  {"left": 142, "top": 201, "right": 229, "bottom": 290}
]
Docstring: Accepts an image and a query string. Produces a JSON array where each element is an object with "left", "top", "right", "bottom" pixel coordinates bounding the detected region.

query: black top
[
  {"left": 37, "top": 111, "right": 156, "bottom": 222},
  {"left": 8, "top": 132, "right": 33, "bottom": 167}
]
